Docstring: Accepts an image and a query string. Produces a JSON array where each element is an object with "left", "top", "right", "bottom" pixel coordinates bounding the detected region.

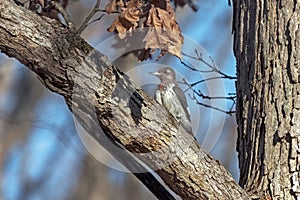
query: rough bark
[
  {"left": 233, "top": 0, "right": 300, "bottom": 199},
  {"left": 0, "top": 0, "right": 250, "bottom": 199}
]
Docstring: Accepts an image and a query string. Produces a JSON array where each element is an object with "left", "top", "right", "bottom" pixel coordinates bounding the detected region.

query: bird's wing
[
  {"left": 173, "top": 84, "right": 191, "bottom": 122},
  {"left": 154, "top": 87, "right": 163, "bottom": 105}
]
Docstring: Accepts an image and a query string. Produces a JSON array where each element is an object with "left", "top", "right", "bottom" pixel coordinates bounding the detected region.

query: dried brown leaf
[
  {"left": 105, "top": 0, "right": 125, "bottom": 14},
  {"left": 106, "top": 0, "right": 184, "bottom": 60},
  {"left": 107, "top": 0, "right": 142, "bottom": 38},
  {"left": 143, "top": 3, "right": 183, "bottom": 59}
]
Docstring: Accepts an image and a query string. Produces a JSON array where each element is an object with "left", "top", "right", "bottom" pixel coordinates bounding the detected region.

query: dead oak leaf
[
  {"left": 105, "top": 0, "right": 125, "bottom": 14},
  {"left": 143, "top": 6, "right": 183, "bottom": 59},
  {"left": 107, "top": 0, "right": 142, "bottom": 39},
  {"left": 106, "top": 0, "right": 184, "bottom": 60}
]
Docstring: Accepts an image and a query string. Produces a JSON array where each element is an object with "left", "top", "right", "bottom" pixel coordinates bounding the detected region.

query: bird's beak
[{"left": 149, "top": 71, "right": 160, "bottom": 76}]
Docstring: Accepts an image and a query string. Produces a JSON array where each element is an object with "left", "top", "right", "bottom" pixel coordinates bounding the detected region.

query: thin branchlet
[{"left": 180, "top": 49, "right": 236, "bottom": 114}]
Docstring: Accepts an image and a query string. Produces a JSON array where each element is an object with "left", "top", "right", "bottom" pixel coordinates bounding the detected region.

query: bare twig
[
  {"left": 181, "top": 60, "right": 214, "bottom": 73},
  {"left": 189, "top": 91, "right": 235, "bottom": 115},
  {"left": 190, "top": 76, "right": 235, "bottom": 87},
  {"left": 179, "top": 51, "right": 237, "bottom": 114},
  {"left": 78, "top": 0, "right": 102, "bottom": 34},
  {"left": 186, "top": 80, "right": 236, "bottom": 114},
  {"left": 96, "top": 9, "right": 120, "bottom": 14},
  {"left": 86, "top": 14, "right": 105, "bottom": 27},
  {"left": 194, "top": 90, "right": 236, "bottom": 101},
  {"left": 229, "top": 99, "right": 236, "bottom": 113},
  {"left": 181, "top": 50, "right": 236, "bottom": 80},
  {"left": 50, "top": 1, "right": 74, "bottom": 29}
]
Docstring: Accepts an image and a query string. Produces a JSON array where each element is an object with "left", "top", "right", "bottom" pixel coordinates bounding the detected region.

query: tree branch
[
  {"left": 0, "top": 0, "right": 250, "bottom": 199},
  {"left": 77, "top": 0, "right": 101, "bottom": 34}
]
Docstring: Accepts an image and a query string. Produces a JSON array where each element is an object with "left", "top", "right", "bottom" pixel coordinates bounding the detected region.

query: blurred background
[{"left": 0, "top": 0, "right": 237, "bottom": 199}]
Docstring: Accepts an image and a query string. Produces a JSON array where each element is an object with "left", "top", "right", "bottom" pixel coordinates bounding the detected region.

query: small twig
[
  {"left": 196, "top": 101, "right": 235, "bottom": 115},
  {"left": 96, "top": 9, "right": 120, "bottom": 14},
  {"left": 189, "top": 91, "right": 235, "bottom": 115},
  {"left": 179, "top": 79, "right": 236, "bottom": 115},
  {"left": 181, "top": 50, "right": 236, "bottom": 80},
  {"left": 86, "top": 14, "right": 105, "bottom": 27},
  {"left": 50, "top": 1, "right": 74, "bottom": 29},
  {"left": 180, "top": 49, "right": 237, "bottom": 114},
  {"left": 181, "top": 60, "right": 214, "bottom": 73},
  {"left": 190, "top": 76, "right": 236, "bottom": 87},
  {"left": 194, "top": 89, "right": 236, "bottom": 101},
  {"left": 78, "top": 0, "right": 102, "bottom": 34},
  {"left": 179, "top": 76, "right": 235, "bottom": 92},
  {"left": 229, "top": 99, "right": 236, "bottom": 113}
]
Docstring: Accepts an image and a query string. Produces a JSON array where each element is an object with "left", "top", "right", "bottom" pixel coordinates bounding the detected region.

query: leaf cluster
[{"left": 105, "top": 0, "right": 184, "bottom": 60}]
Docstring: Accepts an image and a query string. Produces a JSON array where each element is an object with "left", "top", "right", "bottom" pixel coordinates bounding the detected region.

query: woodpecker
[{"left": 150, "top": 67, "right": 193, "bottom": 134}]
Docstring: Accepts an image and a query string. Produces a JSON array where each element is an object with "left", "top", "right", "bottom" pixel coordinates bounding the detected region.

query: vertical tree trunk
[{"left": 233, "top": 1, "right": 300, "bottom": 199}]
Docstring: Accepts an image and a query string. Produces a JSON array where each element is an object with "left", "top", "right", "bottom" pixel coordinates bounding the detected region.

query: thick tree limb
[{"left": 0, "top": 0, "right": 250, "bottom": 199}]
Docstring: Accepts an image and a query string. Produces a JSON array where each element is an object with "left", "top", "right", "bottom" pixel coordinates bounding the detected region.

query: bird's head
[{"left": 149, "top": 67, "right": 176, "bottom": 85}]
